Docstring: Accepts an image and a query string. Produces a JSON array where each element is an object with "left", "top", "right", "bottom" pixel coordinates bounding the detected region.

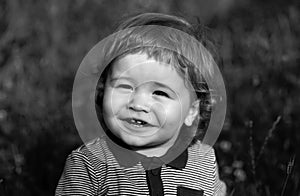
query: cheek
[
  {"left": 103, "top": 90, "right": 129, "bottom": 115},
  {"left": 102, "top": 92, "right": 122, "bottom": 134},
  {"left": 153, "top": 101, "right": 185, "bottom": 127},
  {"left": 102, "top": 90, "right": 112, "bottom": 115}
]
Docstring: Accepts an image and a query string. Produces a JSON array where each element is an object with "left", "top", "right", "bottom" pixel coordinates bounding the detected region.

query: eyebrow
[
  {"left": 109, "top": 77, "right": 177, "bottom": 94},
  {"left": 109, "top": 76, "right": 134, "bottom": 83}
]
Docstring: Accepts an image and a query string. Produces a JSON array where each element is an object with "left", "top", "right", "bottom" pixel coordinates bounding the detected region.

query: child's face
[{"left": 102, "top": 53, "right": 198, "bottom": 150}]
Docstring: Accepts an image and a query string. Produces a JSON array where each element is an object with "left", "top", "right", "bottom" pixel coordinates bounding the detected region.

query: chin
[
  {"left": 121, "top": 136, "right": 149, "bottom": 147},
  {"left": 119, "top": 133, "right": 157, "bottom": 148}
]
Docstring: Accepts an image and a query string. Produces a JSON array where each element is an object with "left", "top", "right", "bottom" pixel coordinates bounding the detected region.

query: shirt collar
[{"left": 106, "top": 137, "right": 188, "bottom": 170}]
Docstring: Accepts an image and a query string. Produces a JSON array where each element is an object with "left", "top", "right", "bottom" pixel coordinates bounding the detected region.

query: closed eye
[{"left": 153, "top": 90, "right": 170, "bottom": 98}]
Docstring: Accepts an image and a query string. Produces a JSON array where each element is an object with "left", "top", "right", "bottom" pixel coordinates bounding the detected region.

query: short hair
[{"left": 96, "top": 13, "right": 217, "bottom": 143}]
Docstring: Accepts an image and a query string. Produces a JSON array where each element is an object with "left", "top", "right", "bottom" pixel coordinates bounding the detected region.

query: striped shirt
[{"left": 56, "top": 137, "right": 226, "bottom": 196}]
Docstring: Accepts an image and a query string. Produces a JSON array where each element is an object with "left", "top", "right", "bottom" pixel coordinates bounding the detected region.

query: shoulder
[
  {"left": 186, "top": 141, "right": 227, "bottom": 195},
  {"left": 73, "top": 137, "right": 108, "bottom": 155},
  {"left": 185, "top": 141, "right": 218, "bottom": 181},
  {"left": 185, "top": 141, "right": 218, "bottom": 179},
  {"left": 188, "top": 140, "right": 216, "bottom": 162},
  {"left": 68, "top": 137, "right": 113, "bottom": 168},
  {"left": 56, "top": 138, "right": 110, "bottom": 195}
]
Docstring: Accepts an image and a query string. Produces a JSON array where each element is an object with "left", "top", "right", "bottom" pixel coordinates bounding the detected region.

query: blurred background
[{"left": 0, "top": 0, "right": 299, "bottom": 195}]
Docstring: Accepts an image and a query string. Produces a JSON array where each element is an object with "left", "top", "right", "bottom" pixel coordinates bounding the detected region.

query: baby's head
[{"left": 96, "top": 13, "right": 214, "bottom": 155}]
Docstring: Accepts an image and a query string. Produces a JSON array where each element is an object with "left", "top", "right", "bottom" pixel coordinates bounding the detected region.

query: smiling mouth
[
  {"left": 118, "top": 117, "right": 160, "bottom": 137},
  {"left": 123, "top": 118, "right": 152, "bottom": 127}
]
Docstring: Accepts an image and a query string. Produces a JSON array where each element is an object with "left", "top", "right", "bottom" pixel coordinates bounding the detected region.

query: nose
[{"left": 128, "top": 91, "right": 150, "bottom": 113}]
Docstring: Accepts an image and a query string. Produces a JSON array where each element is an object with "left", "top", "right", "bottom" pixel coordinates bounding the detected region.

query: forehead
[
  {"left": 111, "top": 53, "right": 181, "bottom": 83},
  {"left": 112, "top": 53, "right": 158, "bottom": 73}
]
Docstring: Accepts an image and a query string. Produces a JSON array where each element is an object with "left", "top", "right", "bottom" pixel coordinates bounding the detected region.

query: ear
[{"left": 184, "top": 99, "right": 200, "bottom": 126}]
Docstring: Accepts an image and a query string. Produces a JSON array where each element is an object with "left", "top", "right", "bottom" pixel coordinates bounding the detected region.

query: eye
[
  {"left": 117, "top": 84, "right": 133, "bottom": 90},
  {"left": 153, "top": 90, "right": 170, "bottom": 98}
]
